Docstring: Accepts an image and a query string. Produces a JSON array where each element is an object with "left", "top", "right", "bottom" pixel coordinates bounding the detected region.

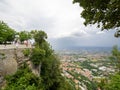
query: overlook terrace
[{"left": 0, "top": 44, "right": 32, "bottom": 49}]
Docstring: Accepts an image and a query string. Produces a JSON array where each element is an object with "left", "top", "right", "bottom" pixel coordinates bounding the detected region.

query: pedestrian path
[{"left": 0, "top": 45, "right": 31, "bottom": 49}]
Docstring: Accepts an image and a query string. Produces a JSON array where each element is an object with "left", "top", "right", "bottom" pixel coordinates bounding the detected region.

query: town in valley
[{"left": 57, "top": 47, "right": 116, "bottom": 90}]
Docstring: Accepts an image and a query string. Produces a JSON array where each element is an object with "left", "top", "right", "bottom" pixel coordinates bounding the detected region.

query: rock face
[
  {"left": 0, "top": 48, "right": 40, "bottom": 87},
  {"left": 0, "top": 48, "right": 25, "bottom": 87},
  {"left": 3, "top": 58, "right": 17, "bottom": 75},
  {"left": 0, "top": 49, "right": 18, "bottom": 76},
  {"left": 0, "top": 48, "right": 30, "bottom": 75}
]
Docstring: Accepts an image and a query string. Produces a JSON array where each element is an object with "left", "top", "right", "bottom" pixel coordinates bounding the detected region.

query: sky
[{"left": 0, "top": 0, "right": 120, "bottom": 49}]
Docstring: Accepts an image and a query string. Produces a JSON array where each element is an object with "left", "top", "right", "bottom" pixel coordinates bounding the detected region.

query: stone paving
[{"left": 0, "top": 44, "right": 31, "bottom": 49}]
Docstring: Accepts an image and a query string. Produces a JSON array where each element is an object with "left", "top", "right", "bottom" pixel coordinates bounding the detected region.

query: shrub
[{"left": 23, "top": 49, "right": 30, "bottom": 57}]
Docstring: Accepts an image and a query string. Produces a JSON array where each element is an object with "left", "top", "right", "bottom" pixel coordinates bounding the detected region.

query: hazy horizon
[{"left": 53, "top": 45, "right": 119, "bottom": 51}]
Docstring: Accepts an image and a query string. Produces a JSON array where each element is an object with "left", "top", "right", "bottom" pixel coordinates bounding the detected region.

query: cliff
[
  {"left": 0, "top": 48, "right": 28, "bottom": 87},
  {"left": 0, "top": 48, "right": 41, "bottom": 87}
]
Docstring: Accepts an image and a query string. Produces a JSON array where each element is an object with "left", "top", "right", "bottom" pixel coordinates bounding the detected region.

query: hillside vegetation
[{"left": 0, "top": 21, "right": 73, "bottom": 90}]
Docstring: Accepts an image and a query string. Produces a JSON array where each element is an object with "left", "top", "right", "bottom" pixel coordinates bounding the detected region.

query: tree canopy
[
  {"left": 73, "top": 0, "right": 120, "bottom": 37},
  {"left": 105, "top": 73, "right": 120, "bottom": 90},
  {"left": 109, "top": 46, "right": 120, "bottom": 73},
  {"left": 33, "top": 30, "right": 47, "bottom": 47},
  {"left": 19, "top": 31, "right": 32, "bottom": 43},
  {"left": 0, "top": 21, "right": 15, "bottom": 44}
]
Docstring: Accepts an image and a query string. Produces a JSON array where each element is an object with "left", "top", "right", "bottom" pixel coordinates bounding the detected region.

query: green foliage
[
  {"left": 97, "top": 78, "right": 107, "bottom": 90},
  {"left": 99, "top": 46, "right": 120, "bottom": 89},
  {"left": 4, "top": 63, "right": 41, "bottom": 90},
  {"left": 112, "top": 46, "right": 120, "bottom": 57},
  {"left": 30, "top": 47, "right": 45, "bottom": 65},
  {"left": 73, "top": 0, "right": 120, "bottom": 37},
  {"left": 30, "top": 30, "right": 53, "bottom": 74},
  {"left": 41, "top": 55, "right": 61, "bottom": 89},
  {"left": 19, "top": 31, "right": 32, "bottom": 43},
  {"left": 0, "top": 21, "right": 15, "bottom": 44},
  {"left": 25, "top": 85, "right": 37, "bottom": 90},
  {"left": 40, "top": 54, "right": 73, "bottom": 90},
  {"left": 39, "top": 41, "right": 53, "bottom": 57},
  {"left": 30, "top": 30, "right": 38, "bottom": 38},
  {"left": 34, "top": 30, "right": 47, "bottom": 46},
  {"left": 104, "top": 73, "right": 120, "bottom": 90},
  {"left": 23, "top": 49, "right": 31, "bottom": 57},
  {"left": 111, "top": 46, "right": 120, "bottom": 73}
]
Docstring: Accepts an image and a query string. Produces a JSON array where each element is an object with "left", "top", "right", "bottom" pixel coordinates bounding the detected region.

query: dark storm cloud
[{"left": 49, "top": 30, "right": 120, "bottom": 50}]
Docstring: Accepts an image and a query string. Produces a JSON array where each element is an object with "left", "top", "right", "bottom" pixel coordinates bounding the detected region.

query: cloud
[
  {"left": 0, "top": 0, "right": 120, "bottom": 49},
  {"left": 49, "top": 31, "right": 120, "bottom": 50},
  {"left": 71, "top": 30, "right": 89, "bottom": 37},
  {"left": 96, "top": 31, "right": 105, "bottom": 34}
]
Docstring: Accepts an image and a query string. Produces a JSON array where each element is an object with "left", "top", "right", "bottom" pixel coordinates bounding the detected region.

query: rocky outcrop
[
  {"left": 0, "top": 49, "right": 24, "bottom": 76},
  {"left": 0, "top": 48, "right": 26, "bottom": 87},
  {"left": 0, "top": 48, "right": 40, "bottom": 87}
]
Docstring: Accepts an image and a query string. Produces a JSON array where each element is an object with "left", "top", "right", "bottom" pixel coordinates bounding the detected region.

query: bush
[
  {"left": 23, "top": 49, "right": 30, "bottom": 57},
  {"left": 4, "top": 63, "right": 41, "bottom": 90},
  {"left": 30, "top": 48, "right": 45, "bottom": 65}
]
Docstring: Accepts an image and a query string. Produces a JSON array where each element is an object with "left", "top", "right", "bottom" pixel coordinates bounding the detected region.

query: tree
[
  {"left": 104, "top": 73, "right": 120, "bottom": 90},
  {"left": 73, "top": 0, "right": 120, "bottom": 37},
  {"left": 111, "top": 46, "right": 120, "bottom": 73},
  {"left": 34, "top": 30, "right": 47, "bottom": 47},
  {"left": 99, "top": 46, "right": 120, "bottom": 90},
  {"left": 30, "top": 30, "right": 38, "bottom": 38},
  {"left": 98, "top": 78, "right": 107, "bottom": 90},
  {"left": 30, "top": 48, "right": 45, "bottom": 65},
  {"left": 0, "top": 21, "right": 15, "bottom": 44},
  {"left": 19, "top": 31, "right": 31, "bottom": 43},
  {"left": 40, "top": 51, "right": 73, "bottom": 90},
  {"left": 30, "top": 31, "right": 48, "bottom": 76},
  {"left": 41, "top": 54, "right": 60, "bottom": 89}
]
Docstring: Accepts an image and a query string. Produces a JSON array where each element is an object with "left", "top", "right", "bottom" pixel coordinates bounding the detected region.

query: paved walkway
[{"left": 0, "top": 44, "right": 31, "bottom": 49}]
